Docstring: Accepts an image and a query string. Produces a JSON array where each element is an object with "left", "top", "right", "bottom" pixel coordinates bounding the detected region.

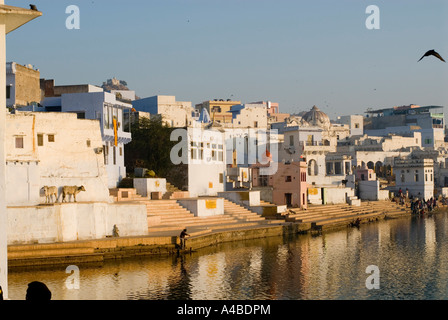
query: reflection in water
[{"left": 8, "top": 212, "right": 448, "bottom": 300}]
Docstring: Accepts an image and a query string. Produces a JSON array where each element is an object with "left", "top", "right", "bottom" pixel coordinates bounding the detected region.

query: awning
[{"left": 0, "top": 4, "right": 42, "bottom": 34}]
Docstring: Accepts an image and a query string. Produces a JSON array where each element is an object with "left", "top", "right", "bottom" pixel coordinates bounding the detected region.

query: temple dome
[{"left": 301, "top": 105, "right": 331, "bottom": 130}]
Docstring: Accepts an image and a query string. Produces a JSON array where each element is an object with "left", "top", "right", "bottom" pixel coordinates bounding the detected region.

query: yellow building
[
  {"left": 195, "top": 99, "right": 241, "bottom": 124},
  {"left": 6, "top": 61, "right": 41, "bottom": 109}
]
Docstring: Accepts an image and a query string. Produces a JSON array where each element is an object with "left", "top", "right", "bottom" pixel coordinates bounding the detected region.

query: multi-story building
[
  {"left": 195, "top": 99, "right": 241, "bottom": 124},
  {"left": 5, "top": 112, "right": 110, "bottom": 206},
  {"left": 28, "top": 87, "right": 133, "bottom": 188},
  {"left": 132, "top": 95, "right": 194, "bottom": 128},
  {"left": 394, "top": 158, "right": 434, "bottom": 200},
  {"left": 334, "top": 115, "right": 364, "bottom": 137},
  {"left": 6, "top": 62, "right": 41, "bottom": 109},
  {"left": 365, "top": 105, "right": 445, "bottom": 148},
  {"left": 228, "top": 102, "right": 269, "bottom": 129},
  {"left": 252, "top": 161, "right": 308, "bottom": 208}
]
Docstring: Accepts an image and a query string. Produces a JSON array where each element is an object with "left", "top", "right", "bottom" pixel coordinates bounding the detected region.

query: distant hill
[
  {"left": 101, "top": 77, "right": 140, "bottom": 100},
  {"left": 101, "top": 77, "right": 130, "bottom": 91}
]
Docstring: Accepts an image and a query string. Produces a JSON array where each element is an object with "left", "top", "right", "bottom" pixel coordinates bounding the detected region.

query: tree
[{"left": 124, "top": 117, "right": 188, "bottom": 189}]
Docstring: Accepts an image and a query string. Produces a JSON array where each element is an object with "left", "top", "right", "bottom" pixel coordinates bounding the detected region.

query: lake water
[{"left": 7, "top": 212, "right": 448, "bottom": 300}]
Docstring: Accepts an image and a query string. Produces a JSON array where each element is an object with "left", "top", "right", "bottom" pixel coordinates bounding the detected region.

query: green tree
[
  {"left": 125, "top": 117, "right": 175, "bottom": 177},
  {"left": 124, "top": 117, "right": 187, "bottom": 189}
]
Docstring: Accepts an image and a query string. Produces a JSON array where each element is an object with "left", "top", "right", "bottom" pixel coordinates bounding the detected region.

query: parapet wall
[{"left": 7, "top": 202, "right": 148, "bottom": 245}]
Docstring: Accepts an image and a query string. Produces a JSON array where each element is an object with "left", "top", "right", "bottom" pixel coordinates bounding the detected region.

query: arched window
[{"left": 308, "top": 159, "right": 318, "bottom": 176}]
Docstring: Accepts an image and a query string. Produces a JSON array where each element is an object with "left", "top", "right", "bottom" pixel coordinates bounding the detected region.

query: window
[
  {"left": 289, "top": 135, "right": 294, "bottom": 146},
  {"left": 104, "top": 145, "right": 109, "bottom": 165},
  {"left": 113, "top": 146, "right": 117, "bottom": 165},
  {"left": 6, "top": 85, "right": 11, "bottom": 99},
  {"left": 76, "top": 112, "right": 86, "bottom": 119},
  {"left": 354, "top": 123, "right": 360, "bottom": 129},
  {"left": 254, "top": 121, "right": 258, "bottom": 128},
  {"left": 104, "top": 106, "right": 110, "bottom": 129},
  {"left": 123, "top": 109, "right": 131, "bottom": 133},
  {"left": 415, "top": 170, "right": 419, "bottom": 182},
  {"left": 259, "top": 175, "right": 269, "bottom": 187},
  {"left": 199, "top": 143, "right": 204, "bottom": 160},
  {"left": 191, "top": 142, "right": 197, "bottom": 160},
  {"left": 285, "top": 176, "right": 292, "bottom": 182},
  {"left": 48, "top": 135, "right": 55, "bottom": 143},
  {"left": 37, "top": 134, "right": 44, "bottom": 147},
  {"left": 86, "top": 139, "right": 91, "bottom": 148},
  {"left": 15, "top": 137, "right": 24, "bottom": 149},
  {"left": 191, "top": 142, "right": 204, "bottom": 160},
  {"left": 334, "top": 162, "right": 342, "bottom": 175},
  {"left": 218, "top": 144, "right": 223, "bottom": 162}
]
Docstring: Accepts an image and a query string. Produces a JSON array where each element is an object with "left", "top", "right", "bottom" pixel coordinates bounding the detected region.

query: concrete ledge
[{"left": 7, "top": 223, "right": 309, "bottom": 269}]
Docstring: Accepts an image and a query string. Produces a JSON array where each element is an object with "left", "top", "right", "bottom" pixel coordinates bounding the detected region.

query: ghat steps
[
  {"left": 286, "top": 201, "right": 410, "bottom": 230},
  {"left": 144, "top": 199, "right": 284, "bottom": 237}
]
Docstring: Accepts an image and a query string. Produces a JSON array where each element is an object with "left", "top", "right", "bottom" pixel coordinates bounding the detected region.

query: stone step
[
  {"left": 8, "top": 242, "right": 91, "bottom": 252},
  {"left": 146, "top": 203, "right": 187, "bottom": 209},
  {"left": 148, "top": 219, "right": 256, "bottom": 233},
  {"left": 8, "top": 247, "right": 95, "bottom": 259},
  {"left": 147, "top": 208, "right": 192, "bottom": 215},
  {"left": 314, "top": 212, "right": 388, "bottom": 227},
  {"left": 8, "top": 253, "right": 105, "bottom": 268},
  {"left": 157, "top": 217, "right": 237, "bottom": 226},
  {"left": 287, "top": 205, "right": 407, "bottom": 223}
]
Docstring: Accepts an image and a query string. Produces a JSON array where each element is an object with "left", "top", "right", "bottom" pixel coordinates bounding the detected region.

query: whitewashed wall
[
  {"left": 6, "top": 112, "right": 110, "bottom": 206},
  {"left": 7, "top": 202, "right": 147, "bottom": 245}
]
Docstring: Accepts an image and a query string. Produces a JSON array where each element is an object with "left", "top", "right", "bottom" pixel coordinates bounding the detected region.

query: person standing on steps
[{"left": 180, "top": 229, "right": 190, "bottom": 250}]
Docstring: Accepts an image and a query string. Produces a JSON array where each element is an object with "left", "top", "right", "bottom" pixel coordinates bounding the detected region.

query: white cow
[
  {"left": 62, "top": 186, "right": 86, "bottom": 203},
  {"left": 42, "top": 186, "right": 58, "bottom": 204}
]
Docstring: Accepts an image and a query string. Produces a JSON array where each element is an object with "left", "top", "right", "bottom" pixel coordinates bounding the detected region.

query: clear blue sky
[{"left": 6, "top": 0, "right": 448, "bottom": 119}]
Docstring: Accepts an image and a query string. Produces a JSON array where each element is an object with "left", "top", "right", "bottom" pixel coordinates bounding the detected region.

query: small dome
[{"left": 301, "top": 105, "right": 330, "bottom": 130}]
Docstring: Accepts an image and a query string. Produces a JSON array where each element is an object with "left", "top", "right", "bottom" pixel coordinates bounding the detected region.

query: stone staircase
[
  {"left": 223, "top": 199, "right": 269, "bottom": 223},
  {"left": 162, "top": 182, "right": 189, "bottom": 200},
  {"left": 109, "top": 188, "right": 147, "bottom": 202},
  {"left": 143, "top": 198, "right": 285, "bottom": 237},
  {"left": 285, "top": 201, "right": 410, "bottom": 231}
]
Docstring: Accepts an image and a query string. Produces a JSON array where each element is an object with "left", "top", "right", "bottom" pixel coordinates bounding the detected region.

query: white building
[
  {"left": 184, "top": 126, "right": 227, "bottom": 197},
  {"left": 228, "top": 102, "right": 269, "bottom": 129},
  {"left": 365, "top": 105, "right": 446, "bottom": 149},
  {"left": 39, "top": 90, "right": 133, "bottom": 188},
  {"left": 0, "top": 0, "right": 42, "bottom": 300},
  {"left": 6, "top": 112, "right": 110, "bottom": 206},
  {"left": 173, "top": 124, "right": 280, "bottom": 197},
  {"left": 394, "top": 158, "right": 434, "bottom": 200},
  {"left": 5, "top": 112, "right": 148, "bottom": 245},
  {"left": 335, "top": 115, "right": 364, "bottom": 137},
  {"left": 132, "top": 95, "right": 194, "bottom": 128}
]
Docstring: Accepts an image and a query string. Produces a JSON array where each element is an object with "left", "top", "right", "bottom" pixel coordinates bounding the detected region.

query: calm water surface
[{"left": 8, "top": 212, "right": 448, "bottom": 300}]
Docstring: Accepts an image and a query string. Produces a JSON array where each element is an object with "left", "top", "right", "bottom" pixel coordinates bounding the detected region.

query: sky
[{"left": 5, "top": 0, "right": 448, "bottom": 119}]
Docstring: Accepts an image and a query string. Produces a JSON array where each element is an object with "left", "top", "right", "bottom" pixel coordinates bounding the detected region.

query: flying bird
[
  {"left": 418, "top": 49, "right": 446, "bottom": 62},
  {"left": 29, "top": 4, "right": 38, "bottom": 11}
]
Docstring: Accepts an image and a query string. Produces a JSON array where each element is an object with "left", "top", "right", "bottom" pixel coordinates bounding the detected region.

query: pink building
[
  {"left": 355, "top": 168, "right": 376, "bottom": 181},
  {"left": 252, "top": 161, "right": 308, "bottom": 208}
]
